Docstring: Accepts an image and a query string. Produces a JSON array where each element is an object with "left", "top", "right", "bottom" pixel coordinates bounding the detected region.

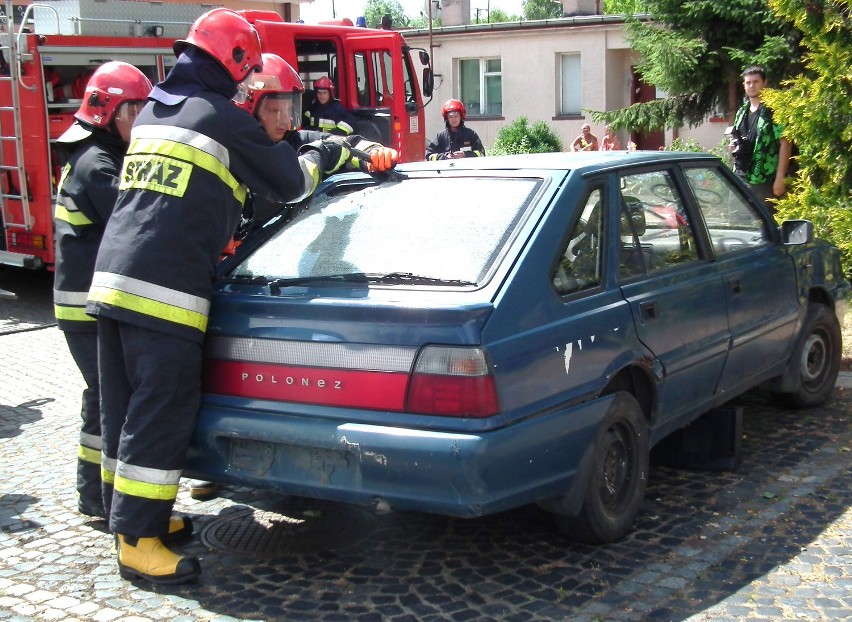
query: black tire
[
  {"left": 780, "top": 303, "right": 841, "bottom": 408},
  {"left": 554, "top": 393, "right": 649, "bottom": 544}
]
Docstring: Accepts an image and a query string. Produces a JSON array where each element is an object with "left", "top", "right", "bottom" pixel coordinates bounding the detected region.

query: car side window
[
  {"left": 552, "top": 188, "right": 604, "bottom": 295},
  {"left": 683, "top": 166, "right": 771, "bottom": 255},
  {"left": 618, "top": 170, "right": 699, "bottom": 276}
]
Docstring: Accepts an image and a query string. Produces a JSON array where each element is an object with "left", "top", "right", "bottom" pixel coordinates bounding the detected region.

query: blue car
[{"left": 185, "top": 151, "right": 849, "bottom": 543}]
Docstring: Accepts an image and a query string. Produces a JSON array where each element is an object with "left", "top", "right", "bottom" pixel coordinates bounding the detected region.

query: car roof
[{"left": 397, "top": 150, "right": 720, "bottom": 174}]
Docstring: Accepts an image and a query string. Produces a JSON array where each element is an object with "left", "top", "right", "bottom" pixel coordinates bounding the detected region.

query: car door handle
[
  {"left": 639, "top": 300, "right": 658, "bottom": 321},
  {"left": 730, "top": 278, "right": 743, "bottom": 294}
]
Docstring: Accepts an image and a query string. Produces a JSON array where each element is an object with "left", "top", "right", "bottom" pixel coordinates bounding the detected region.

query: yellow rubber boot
[
  {"left": 116, "top": 534, "right": 201, "bottom": 584},
  {"left": 161, "top": 515, "right": 193, "bottom": 544}
]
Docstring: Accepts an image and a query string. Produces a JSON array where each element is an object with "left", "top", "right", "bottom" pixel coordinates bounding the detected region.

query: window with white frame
[
  {"left": 459, "top": 58, "right": 502, "bottom": 117},
  {"left": 560, "top": 53, "right": 582, "bottom": 116}
]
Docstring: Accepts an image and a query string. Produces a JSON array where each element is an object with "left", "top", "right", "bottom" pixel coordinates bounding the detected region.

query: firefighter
[
  {"left": 53, "top": 61, "right": 192, "bottom": 530},
  {"left": 303, "top": 75, "right": 357, "bottom": 136},
  {"left": 85, "top": 8, "right": 351, "bottom": 585},
  {"left": 192, "top": 51, "right": 398, "bottom": 501},
  {"left": 426, "top": 99, "right": 485, "bottom": 160},
  {"left": 195, "top": 55, "right": 400, "bottom": 501},
  {"left": 56, "top": 61, "right": 194, "bottom": 540},
  {"left": 237, "top": 53, "right": 398, "bottom": 229}
]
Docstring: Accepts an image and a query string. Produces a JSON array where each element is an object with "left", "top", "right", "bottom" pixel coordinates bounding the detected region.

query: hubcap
[
  {"left": 601, "top": 426, "right": 632, "bottom": 508},
  {"left": 800, "top": 333, "right": 827, "bottom": 383}
]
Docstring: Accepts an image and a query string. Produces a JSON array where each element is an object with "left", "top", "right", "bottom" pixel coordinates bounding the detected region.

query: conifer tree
[{"left": 593, "top": 0, "right": 802, "bottom": 131}]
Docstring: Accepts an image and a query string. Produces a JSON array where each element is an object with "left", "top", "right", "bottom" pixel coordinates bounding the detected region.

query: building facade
[{"left": 403, "top": 11, "right": 727, "bottom": 155}]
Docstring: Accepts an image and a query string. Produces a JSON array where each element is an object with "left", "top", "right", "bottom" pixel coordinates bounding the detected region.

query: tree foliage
[
  {"left": 522, "top": 0, "right": 564, "bottom": 20},
  {"left": 592, "top": 0, "right": 803, "bottom": 132},
  {"left": 603, "top": 0, "right": 650, "bottom": 13},
  {"left": 490, "top": 117, "right": 563, "bottom": 155},
  {"left": 762, "top": 0, "right": 852, "bottom": 273},
  {"left": 479, "top": 9, "right": 522, "bottom": 23},
  {"left": 363, "top": 0, "right": 410, "bottom": 29}
]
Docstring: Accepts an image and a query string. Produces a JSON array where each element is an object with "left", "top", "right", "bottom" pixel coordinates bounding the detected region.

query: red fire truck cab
[
  {"left": 0, "top": 8, "right": 432, "bottom": 270},
  {"left": 248, "top": 12, "right": 433, "bottom": 164}
]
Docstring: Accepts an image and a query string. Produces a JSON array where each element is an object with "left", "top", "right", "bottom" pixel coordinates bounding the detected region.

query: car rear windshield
[{"left": 229, "top": 176, "right": 541, "bottom": 286}]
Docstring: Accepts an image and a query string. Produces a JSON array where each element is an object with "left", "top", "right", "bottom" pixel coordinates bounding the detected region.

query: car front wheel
[
  {"left": 554, "top": 393, "right": 649, "bottom": 544},
  {"left": 781, "top": 303, "right": 841, "bottom": 408}
]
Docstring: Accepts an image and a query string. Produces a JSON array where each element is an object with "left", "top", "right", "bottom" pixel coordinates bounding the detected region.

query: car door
[
  {"left": 682, "top": 165, "right": 800, "bottom": 394},
  {"left": 616, "top": 167, "right": 730, "bottom": 433}
]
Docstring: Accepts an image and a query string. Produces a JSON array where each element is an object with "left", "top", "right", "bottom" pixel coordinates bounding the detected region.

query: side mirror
[
  {"left": 422, "top": 68, "right": 434, "bottom": 98},
  {"left": 419, "top": 50, "right": 430, "bottom": 65},
  {"left": 780, "top": 219, "right": 813, "bottom": 245}
]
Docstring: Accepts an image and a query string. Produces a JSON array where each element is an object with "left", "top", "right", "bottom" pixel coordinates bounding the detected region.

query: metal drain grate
[{"left": 201, "top": 499, "right": 376, "bottom": 557}]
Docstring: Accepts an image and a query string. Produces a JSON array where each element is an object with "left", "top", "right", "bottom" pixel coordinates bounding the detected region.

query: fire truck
[{"left": 0, "top": 1, "right": 433, "bottom": 270}]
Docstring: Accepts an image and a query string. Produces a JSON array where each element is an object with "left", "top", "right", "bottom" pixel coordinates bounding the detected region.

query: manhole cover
[{"left": 201, "top": 498, "right": 376, "bottom": 557}]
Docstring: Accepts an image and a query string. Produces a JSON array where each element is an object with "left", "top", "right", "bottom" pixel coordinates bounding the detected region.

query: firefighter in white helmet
[{"left": 86, "top": 9, "right": 352, "bottom": 585}]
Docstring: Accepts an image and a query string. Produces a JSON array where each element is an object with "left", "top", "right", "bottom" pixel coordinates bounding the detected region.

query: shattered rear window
[{"left": 231, "top": 176, "right": 541, "bottom": 286}]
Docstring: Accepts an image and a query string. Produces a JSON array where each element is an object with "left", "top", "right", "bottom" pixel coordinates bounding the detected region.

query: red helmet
[
  {"left": 174, "top": 8, "right": 262, "bottom": 82},
  {"left": 238, "top": 53, "right": 304, "bottom": 130},
  {"left": 313, "top": 76, "right": 335, "bottom": 97},
  {"left": 441, "top": 99, "right": 466, "bottom": 121},
  {"left": 75, "top": 61, "right": 152, "bottom": 128}
]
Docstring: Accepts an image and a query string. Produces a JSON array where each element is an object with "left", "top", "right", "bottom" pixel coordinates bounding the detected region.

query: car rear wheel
[
  {"left": 554, "top": 393, "right": 648, "bottom": 544},
  {"left": 779, "top": 303, "right": 841, "bottom": 408}
]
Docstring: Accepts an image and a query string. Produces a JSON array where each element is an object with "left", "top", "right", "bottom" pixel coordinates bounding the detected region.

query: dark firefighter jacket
[
  {"left": 426, "top": 125, "right": 485, "bottom": 161},
  {"left": 86, "top": 47, "right": 324, "bottom": 343},
  {"left": 304, "top": 98, "right": 356, "bottom": 136},
  {"left": 241, "top": 130, "right": 382, "bottom": 231},
  {"left": 54, "top": 124, "right": 126, "bottom": 331}
]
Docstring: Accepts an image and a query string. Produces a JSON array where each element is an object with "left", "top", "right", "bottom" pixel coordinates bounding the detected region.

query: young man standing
[{"left": 730, "top": 65, "right": 791, "bottom": 205}]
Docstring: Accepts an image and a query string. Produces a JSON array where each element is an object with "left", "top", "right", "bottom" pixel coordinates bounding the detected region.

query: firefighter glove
[
  {"left": 302, "top": 139, "right": 351, "bottom": 175},
  {"left": 367, "top": 147, "right": 399, "bottom": 173}
]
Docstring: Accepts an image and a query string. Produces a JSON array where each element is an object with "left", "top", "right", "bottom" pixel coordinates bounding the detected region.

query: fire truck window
[
  {"left": 354, "top": 52, "right": 371, "bottom": 107},
  {"left": 404, "top": 54, "right": 416, "bottom": 104},
  {"left": 375, "top": 51, "right": 393, "bottom": 106},
  {"left": 44, "top": 62, "right": 158, "bottom": 106},
  {"left": 295, "top": 38, "right": 341, "bottom": 103}
]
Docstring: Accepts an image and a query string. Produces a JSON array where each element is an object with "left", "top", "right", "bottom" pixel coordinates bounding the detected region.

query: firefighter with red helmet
[
  {"left": 237, "top": 53, "right": 398, "bottom": 229},
  {"left": 189, "top": 54, "right": 398, "bottom": 501},
  {"left": 303, "top": 75, "right": 357, "bottom": 136},
  {"left": 53, "top": 61, "right": 175, "bottom": 525},
  {"left": 85, "top": 9, "right": 351, "bottom": 585},
  {"left": 426, "top": 99, "right": 485, "bottom": 160}
]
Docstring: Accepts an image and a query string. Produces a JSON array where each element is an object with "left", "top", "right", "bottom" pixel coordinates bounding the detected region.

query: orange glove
[{"left": 368, "top": 147, "right": 399, "bottom": 172}]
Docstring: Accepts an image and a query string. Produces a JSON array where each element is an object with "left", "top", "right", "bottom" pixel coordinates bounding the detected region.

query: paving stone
[{"left": 2, "top": 281, "right": 851, "bottom": 621}]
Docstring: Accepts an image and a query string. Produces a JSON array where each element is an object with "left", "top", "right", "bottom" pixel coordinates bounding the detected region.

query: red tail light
[
  {"left": 405, "top": 346, "right": 499, "bottom": 417},
  {"left": 204, "top": 338, "right": 499, "bottom": 418}
]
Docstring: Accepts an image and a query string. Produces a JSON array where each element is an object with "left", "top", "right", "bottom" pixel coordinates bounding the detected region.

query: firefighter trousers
[
  {"left": 63, "top": 330, "right": 102, "bottom": 507},
  {"left": 97, "top": 317, "right": 202, "bottom": 538}
]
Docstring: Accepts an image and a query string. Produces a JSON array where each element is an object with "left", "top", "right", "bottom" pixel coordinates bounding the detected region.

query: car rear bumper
[{"left": 184, "top": 395, "right": 615, "bottom": 518}]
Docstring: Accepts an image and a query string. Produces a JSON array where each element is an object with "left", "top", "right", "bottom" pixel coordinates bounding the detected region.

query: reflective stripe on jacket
[{"left": 304, "top": 99, "right": 356, "bottom": 136}]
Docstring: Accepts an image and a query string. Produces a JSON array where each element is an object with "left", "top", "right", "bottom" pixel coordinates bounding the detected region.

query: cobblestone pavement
[{"left": 1, "top": 269, "right": 850, "bottom": 621}]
